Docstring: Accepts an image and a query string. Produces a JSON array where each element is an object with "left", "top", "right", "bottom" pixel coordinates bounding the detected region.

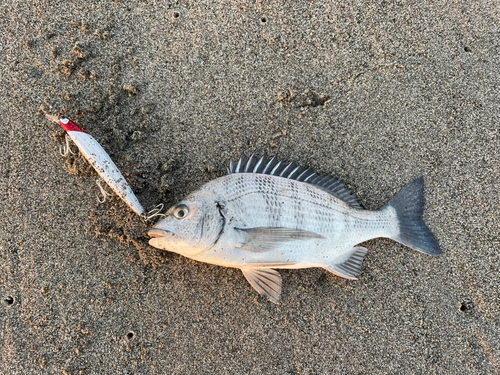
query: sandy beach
[{"left": 1, "top": 1, "right": 499, "bottom": 374}]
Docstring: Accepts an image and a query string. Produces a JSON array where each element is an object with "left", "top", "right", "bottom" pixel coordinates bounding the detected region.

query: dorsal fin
[{"left": 228, "top": 154, "right": 362, "bottom": 209}]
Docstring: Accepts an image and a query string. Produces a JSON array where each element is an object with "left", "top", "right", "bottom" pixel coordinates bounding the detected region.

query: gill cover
[{"left": 148, "top": 198, "right": 225, "bottom": 258}]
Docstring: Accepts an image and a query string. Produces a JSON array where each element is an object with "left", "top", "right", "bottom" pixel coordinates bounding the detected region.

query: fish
[
  {"left": 46, "top": 114, "right": 145, "bottom": 217},
  {"left": 148, "top": 155, "right": 441, "bottom": 303}
]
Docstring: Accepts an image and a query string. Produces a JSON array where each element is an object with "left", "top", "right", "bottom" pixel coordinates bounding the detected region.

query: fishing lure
[{"left": 48, "top": 114, "right": 146, "bottom": 217}]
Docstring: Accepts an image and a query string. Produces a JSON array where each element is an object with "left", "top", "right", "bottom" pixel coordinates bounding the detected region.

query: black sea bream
[{"left": 148, "top": 155, "right": 441, "bottom": 303}]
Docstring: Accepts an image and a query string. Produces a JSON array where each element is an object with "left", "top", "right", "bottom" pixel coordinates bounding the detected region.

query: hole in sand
[
  {"left": 127, "top": 331, "right": 134, "bottom": 339},
  {"left": 459, "top": 300, "right": 473, "bottom": 312},
  {"left": 4, "top": 296, "right": 14, "bottom": 306},
  {"left": 173, "top": 11, "right": 180, "bottom": 18},
  {"left": 260, "top": 16, "right": 268, "bottom": 24}
]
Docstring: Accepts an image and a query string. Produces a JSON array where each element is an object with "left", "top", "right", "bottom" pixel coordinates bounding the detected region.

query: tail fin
[{"left": 384, "top": 177, "right": 441, "bottom": 256}]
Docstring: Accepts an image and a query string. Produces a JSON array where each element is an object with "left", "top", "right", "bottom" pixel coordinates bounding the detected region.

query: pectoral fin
[
  {"left": 235, "top": 227, "right": 324, "bottom": 252},
  {"left": 241, "top": 268, "right": 282, "bottom": 304},
  {"left": 324, "top": 246, "right": 368, "bottom": 280}
]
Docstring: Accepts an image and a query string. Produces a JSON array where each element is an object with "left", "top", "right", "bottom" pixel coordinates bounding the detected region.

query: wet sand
[{"left": 1, "top": 1, "right": 499, "bottom": 374}]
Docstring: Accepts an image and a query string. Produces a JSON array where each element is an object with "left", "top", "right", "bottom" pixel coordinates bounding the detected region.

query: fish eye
[{"left": 173, "top": 204, "right": 189, "bottom": 219}]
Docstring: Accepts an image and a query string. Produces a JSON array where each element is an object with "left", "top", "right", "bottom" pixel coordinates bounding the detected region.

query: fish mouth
[{"left": 147, "top": 228, "right": 173, "bottom": 238}]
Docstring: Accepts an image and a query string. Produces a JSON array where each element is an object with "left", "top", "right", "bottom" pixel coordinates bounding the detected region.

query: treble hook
[
  {"left": 96, "top": 179, "right": 111, "bottom": 203},
  {"left": 59, "top": 134, "right": 79, "bottom": 157},
  {"left": 143, "top": 203, "right": 166, "bottom": 221}
]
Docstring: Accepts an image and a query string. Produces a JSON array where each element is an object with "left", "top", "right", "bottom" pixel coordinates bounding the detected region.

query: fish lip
[{"left": 147, "top": 228, "right": 173, "bottom": 238}]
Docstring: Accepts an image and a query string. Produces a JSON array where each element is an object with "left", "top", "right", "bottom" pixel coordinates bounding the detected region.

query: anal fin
[
  {"left": 241, "top": 268, "right": 282, "bottom": 304},
  {"left": 324, "top": 246, "right": 368, "bottom": 280}
]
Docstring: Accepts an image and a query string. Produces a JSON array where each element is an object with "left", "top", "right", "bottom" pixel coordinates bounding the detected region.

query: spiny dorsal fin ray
[
  {"left": 262, "top": 155, "right": 279, "bottom": 174},
  {"left": 227, "top": 154, "right": 362, "bottom": 209},
  {"left": 245, "top": 154, "right": 257, "bottom": 173}
]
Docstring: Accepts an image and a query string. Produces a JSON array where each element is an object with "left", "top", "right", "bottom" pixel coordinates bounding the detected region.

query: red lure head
[{"left": 59, "top": 116, "right": 88, "bottom": 134}]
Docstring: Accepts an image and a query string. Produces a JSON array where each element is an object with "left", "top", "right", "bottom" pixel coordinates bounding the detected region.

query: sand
[{"left": 1, "top": 1, "right": 499, "bottom": 374}]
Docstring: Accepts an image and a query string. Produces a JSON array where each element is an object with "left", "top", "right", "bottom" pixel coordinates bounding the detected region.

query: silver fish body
[{"left": 149, "top": 155, "right": 441, "bottom": 303}]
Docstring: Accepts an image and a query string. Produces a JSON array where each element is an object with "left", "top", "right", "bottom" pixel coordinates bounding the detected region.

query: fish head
[{"left": 147, "top": 192, "right": 225, "bottom": 258}]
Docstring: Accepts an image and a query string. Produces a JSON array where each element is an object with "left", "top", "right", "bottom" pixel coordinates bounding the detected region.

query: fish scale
[
  {"left": 220, "top": 175, "right": 342, "bottom": 234},
  {"left": 149, "top": 155, "right": 441, "bottom": 304}
]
